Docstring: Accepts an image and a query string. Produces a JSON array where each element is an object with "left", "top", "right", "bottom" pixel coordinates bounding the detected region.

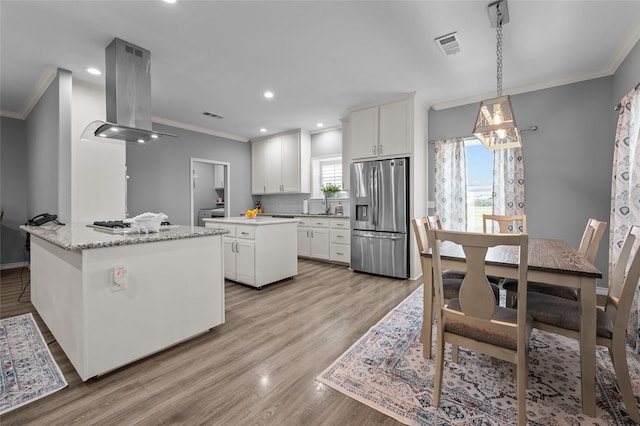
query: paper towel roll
[{"left": 303, "top": 199, "right": 309, "bottom": 214}]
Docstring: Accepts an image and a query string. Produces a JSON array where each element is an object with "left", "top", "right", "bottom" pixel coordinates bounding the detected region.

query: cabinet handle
[
  {"left": 380, "top": 145, "right": 383, "bottom": 155},
  {"left": 337, "top": 235, "right": 344, "bottom": 239},
  {"left": 263, "top": 185, "right": 266, "bottom": 192},
  {"left": 311, "top": 230, "right": 314, "bottom": 238},
  {"left": 373, "top": 145, "right": 376, "bottom": 155},
  {"left": 336, "top": 252, "right": 344, "bottom": 256},
  {"left": 241, "top": 232, "right": 249, "bottom": 235},
  {"left": 235, "top": 241, "right": 240, "bottom": 253},
  {"left": 306, "top": 230, "right": 309, "bottom": 238},
  {"left": 316, "top": 222, "right": 323, "bottom": 225}
]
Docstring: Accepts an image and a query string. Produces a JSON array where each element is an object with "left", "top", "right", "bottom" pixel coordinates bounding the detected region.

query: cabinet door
[
  {"left": 251, "top": 140, "right": 268, "bottom": 194},
  {"left": 223, "top": 237, "right": 236, "bottom": 280},
  {"left": 350, "top": 106, "right": 379, "bottom": 160},
  {"left": 235, "top": 239, "right": 255, "bottom": 285},
  {"left": 266, "top": 136, "right": 283, "bottom": 193},
  {"left": 297, "top": 227, "right": 310, "bottom": 257},
  {"left": 280, "top": 132, "right": 300, "bottom": 193},
  {"left": 310, "top": 227, "right": 330, "bottom": 260},
  {"left": 379, "top": 99, "right": 411, "bottom": 157}
]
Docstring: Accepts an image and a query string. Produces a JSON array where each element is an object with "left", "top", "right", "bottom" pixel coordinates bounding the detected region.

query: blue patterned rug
[
  {"left": 317, "top": 286, "right": 640, "bottom": 425},
  {"left": 0, "top": 313, "right": 67, "bottom": 414}
]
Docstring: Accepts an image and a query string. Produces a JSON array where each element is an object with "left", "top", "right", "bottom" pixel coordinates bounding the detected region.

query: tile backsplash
[{"left": 255, "top": 193, "right": 350, "bottom": 216}]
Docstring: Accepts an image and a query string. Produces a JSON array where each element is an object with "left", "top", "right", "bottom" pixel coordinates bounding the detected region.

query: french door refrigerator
[{"left": 350, "top": 158, "right": 409, "bottom": 278}]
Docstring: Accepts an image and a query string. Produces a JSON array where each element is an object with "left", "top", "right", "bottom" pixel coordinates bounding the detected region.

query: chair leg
[
  {"left": 609, "top": 342, "right": 640, "bottom": 423},
  {"left": 451, "top": 344, "right": 459, "bottom": 363},
  {"left": 506, "top": 289, "right": 517, "bottom": 308},
  {"left": 432, "top": 331, "right": 446, "bottom": 407},
  {"left": 517, "top": 347, "right": 528, "bottom": 426}
]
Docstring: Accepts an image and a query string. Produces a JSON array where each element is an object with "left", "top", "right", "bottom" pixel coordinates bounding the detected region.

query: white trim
[
  {"left": 310, "top": 125, "right": 342, "bottom": 135},
  {"left": 154, "top": 117, "right": 248, "bottom": 143},
  {"left": 190, "top": 158, "right": 231, "bottom": 227},
  {"left": 1, "top": 262, "right": 28, "bottom": 270}
]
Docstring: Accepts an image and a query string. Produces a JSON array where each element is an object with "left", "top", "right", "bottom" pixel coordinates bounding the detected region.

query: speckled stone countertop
[
  {"left": 20, "top": 223, "right": 229, "bottom": 251},
  {"left": 263, "top": 213, "right": 350, "bottom": 219},
  {"left": 203, "top": 216, "right": 300, "bottom": 226}
]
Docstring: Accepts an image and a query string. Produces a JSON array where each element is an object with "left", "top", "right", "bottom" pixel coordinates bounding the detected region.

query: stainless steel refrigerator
[{"left": 350, "top": 158, "right": 409, "bottom": 278}]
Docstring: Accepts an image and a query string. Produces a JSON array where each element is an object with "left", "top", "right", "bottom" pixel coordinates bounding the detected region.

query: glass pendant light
[{"left": 473, "top": 0, "right": 521, "bottom": 150}]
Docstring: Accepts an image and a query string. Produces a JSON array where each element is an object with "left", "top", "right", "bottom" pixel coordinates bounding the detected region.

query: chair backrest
[
  {"left": 425, "top": 215, "right": 443, "bottom": 231},
  {"left": 606, "top": 225, "right": 640, "bottom": 337},
  {"left": 578, "top": 218, "right": 607, "bottom": 263},
  {"left": 411, "top": 217, "right": 429, "bottom": 253},
  {"left": 430, "top": 229, "right": 528, "bottom": 325},
  {"left": 483, "top": 214, "right": 527, "bottom": 234}
]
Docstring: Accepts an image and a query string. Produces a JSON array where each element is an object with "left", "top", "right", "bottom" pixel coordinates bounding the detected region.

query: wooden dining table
[{"left": 420, "top": 237, "right": 602, "bottom": 417}]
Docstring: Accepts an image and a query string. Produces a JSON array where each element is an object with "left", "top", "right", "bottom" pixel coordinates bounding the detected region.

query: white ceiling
[{"left": 2, "top": 1, "right": 639, "bottom": 142}]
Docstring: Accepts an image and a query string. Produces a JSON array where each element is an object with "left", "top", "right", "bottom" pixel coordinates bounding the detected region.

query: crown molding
[{"left": 152, "top": 116, "right": 249, "bottom": 143}]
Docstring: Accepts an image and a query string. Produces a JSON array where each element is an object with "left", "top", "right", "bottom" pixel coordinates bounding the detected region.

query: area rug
[
  {"left": 317, "top": 286, "right": 640, "bottom": 425},
  {"left": 0, "top": 313, "right": 67, "bottom": 414}
]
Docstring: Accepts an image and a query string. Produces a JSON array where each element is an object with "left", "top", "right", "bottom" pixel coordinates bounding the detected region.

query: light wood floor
[{"left": 1, "top": 260, "right": 422, "bottom": 425}]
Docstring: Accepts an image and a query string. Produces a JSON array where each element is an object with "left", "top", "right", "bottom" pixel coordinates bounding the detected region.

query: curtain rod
[
  {"left": 614, "top": 81, "right": 640, "bottom": 111},
  {"left": 428, "top": 125, "right": 538, "bottom": 144}
]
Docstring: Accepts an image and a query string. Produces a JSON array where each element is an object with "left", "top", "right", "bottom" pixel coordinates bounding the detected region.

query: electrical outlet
[{"left": 111, "top": 266, "right": 127, "bottom": 292}]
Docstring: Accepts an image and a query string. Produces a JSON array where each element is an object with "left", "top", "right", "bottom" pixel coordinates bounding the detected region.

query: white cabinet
[
  {"left": 297, "top": 217, "right": 330, "bottom": 260},
  {"left": 349, "top": 95, "right": 419, "bottom": 161},
  {"left": 251, "top": 129, "right": 310, "bottom": 194},
  {"left": 205, "top": 218, "right": 298, "bottom": 288},
  {"left": 296, "top": 216, "right": 350, "bottom": 265},
  {"left": 329, "top": 218, "right": 350, "bottom": 264}
]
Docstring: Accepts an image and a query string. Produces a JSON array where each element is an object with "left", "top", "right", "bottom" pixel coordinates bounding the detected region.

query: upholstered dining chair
[
  {"left": 524, "top": 225, "right": 640, "bottom": 423},
  {"left": 483, "top": 214, "right": 527, "bottom": 234},
  {"left": 503, "top": 218, "right": 607, "bottom": 305},
  {"left": 430, "top": 229, "right": 531, "bottom": 426}
]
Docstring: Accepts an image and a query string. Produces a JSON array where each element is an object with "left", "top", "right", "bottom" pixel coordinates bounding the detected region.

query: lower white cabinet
[
  {"left": 296, "top": 216, "right": 350, "bottom": 265},
  {"left": 205, "top": 218, "right": 298, "bottom": 288}
]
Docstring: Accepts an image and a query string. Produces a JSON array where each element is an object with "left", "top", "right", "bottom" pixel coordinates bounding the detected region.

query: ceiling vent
[
  {"left": 435, "top": 32, "right": 462, "bottom": 56},
  {"left": 203, "top": 111, "right": 224, "bottom": 119}
]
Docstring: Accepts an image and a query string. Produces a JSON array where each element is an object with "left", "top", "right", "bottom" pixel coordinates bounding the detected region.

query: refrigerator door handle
[{"left": 371, "top": 167, "right": 378, "bottom": 226}]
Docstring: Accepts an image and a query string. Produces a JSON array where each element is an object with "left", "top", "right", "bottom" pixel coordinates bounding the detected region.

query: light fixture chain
[{"left": 496, "top": 7, "right": 503, "bottom": 96}]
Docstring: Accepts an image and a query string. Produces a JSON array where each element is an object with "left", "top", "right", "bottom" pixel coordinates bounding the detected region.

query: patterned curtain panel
[
  {"left": 492, "top": 147, "right": 525, "bottom": 232},
  {"left": 434, "top": 138, "right": 467, "bottom": 231},
  {"left": 609, "top": 87, "right": 640, "bottom": 353}
]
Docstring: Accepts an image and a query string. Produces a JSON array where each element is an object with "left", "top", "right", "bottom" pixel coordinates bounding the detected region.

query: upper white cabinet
[
  {"left": 251, "top": 129, "right": 310, "bottom": 194},
  {"left": 349, "top": 93, "right": 423, "bottom": 161}
]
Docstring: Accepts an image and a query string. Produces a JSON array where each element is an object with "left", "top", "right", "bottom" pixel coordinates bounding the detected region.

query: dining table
[{"left": 420, "top": 237, "right": 602, "bottom": 418}]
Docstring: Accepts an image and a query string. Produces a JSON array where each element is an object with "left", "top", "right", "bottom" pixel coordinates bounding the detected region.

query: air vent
[
  {"left": 435, "top": 32, "right": 462, "bottom": 56},
  {"left": 203, "top": 112, "right": 224, "bottom": 119}
]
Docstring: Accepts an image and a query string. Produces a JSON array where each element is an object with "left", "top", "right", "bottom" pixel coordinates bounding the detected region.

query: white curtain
[
  {"left": 492, "top": 147, "right": 525, "bottom": 232},
  {"left": 434, "top": 138, "right": 467, "bottom": 231},
  {"left": 610, "top": 86, "right": 640, "bottom": 352}
]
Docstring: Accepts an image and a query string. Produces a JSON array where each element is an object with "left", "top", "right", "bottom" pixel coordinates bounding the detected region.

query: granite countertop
[
  {"left": 203, "top": 216, "right": 300, "bottom": 226},
  {"left": 266, "top": 212, "right": 350, "bottom": 219},
  {"left": 20, "top": 223, "right": 229, "bottom": 251}
]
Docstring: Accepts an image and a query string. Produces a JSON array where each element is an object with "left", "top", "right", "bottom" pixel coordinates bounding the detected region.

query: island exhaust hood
[{"left": 81, "top": 38, "right": 175, "bottom": 145}]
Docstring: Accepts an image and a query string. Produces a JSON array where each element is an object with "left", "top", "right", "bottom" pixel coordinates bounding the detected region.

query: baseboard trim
[{"left": 1, "top": 262, "right": 29, "bottom": 270}]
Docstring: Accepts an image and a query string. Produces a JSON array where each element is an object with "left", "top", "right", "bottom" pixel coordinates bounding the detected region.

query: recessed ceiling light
[
  {"left": 260, "top": 128, "right": 267, "bottom": 133},
  {"left": 263, "top": 91, "right": 274, "bottom": 99},
  {"left": 163, "top": 0, "right": 176, "bottom": 3},
  {"left": 317, "top": 123, "right": 324, "bottom": 128},
  {"left": 87, "top": 67, "right": 102, "bottom": 75}
]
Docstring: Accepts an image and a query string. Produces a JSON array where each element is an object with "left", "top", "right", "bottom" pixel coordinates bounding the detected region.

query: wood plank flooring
[{"left": 0, "top": 260, "right": 422, "bottom": 425}]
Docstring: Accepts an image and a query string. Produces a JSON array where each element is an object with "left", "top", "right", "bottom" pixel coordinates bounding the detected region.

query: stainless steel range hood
[{"left": 81, "top": 38, "right": 175, "bottom": 145}]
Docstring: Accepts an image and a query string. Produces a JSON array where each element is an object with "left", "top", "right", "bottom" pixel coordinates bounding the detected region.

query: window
[
  {"left": 311, "top": 155, "right": 343, "bottom": 199},
  {"left": 465, "top": 138, "right": 493, "bottom": 232}
]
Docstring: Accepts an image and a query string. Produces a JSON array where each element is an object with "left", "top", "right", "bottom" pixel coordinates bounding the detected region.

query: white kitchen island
[
  {"left": 20, "top": 223, "right": 228, "bottom": 381},
  {"left": 203, "top": 216, "right": 299, "bottom": 288}
]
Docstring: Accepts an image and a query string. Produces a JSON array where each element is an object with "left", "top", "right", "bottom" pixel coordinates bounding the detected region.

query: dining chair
[
  {"left": 483, "top": 214, "right": 527, "bottom": 234},
  {"left": 524, "top": 225, "right": 640, "bottom": 423},
  {"left": 503, "top": 218, "right": 607, "bottom": 305},
  {"left": 430, "top": 229, "right": 531, "bottom": 426}
]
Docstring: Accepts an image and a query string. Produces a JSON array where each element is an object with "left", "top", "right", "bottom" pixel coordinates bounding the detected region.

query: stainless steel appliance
[
  {"left": 198, "top": 208, "right": 225, "bottom": 226},
  {"left": 350, "top": 158, "right": 409, "bottom": 278}
]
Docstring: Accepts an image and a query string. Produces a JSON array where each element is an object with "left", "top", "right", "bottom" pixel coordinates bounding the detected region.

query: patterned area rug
[
  {"left": 317, "top": 287, "right": 640, "bottom": 425},
  {"left": 0, "top": 313, "right": 67, "bottom": 414}
]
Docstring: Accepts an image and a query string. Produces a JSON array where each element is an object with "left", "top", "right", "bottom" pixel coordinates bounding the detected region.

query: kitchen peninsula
[
  {"left": 20, "top": 223, "right": 228, "bottom": 381},
  {"left": 203, "top": 216, "right": 299, "bottom": 288}
]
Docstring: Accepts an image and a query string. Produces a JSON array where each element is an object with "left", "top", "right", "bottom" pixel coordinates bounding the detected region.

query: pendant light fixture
[{"left": 473, "top": 0, "right": 521, "bottom": 150}]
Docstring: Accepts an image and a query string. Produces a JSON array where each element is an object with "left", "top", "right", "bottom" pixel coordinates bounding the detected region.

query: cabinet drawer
[
  {"left": 330, "top": 218, "right": 349, "bottom": 229},
  {"left": 212, "top": 224, "right": 236, "bottom": 237},
  {"left": 330, "top": 229, "right": 350, "bottom": 244},
  {"left": 309, "top": 218, "right": 329, "bottom": 228},
  {"left": 236, "top": 225, "right": 255, "bottom": 239},
  {"left": 330, "top": 243, "right": 350, "bottom": 263},
  {"left": 297, "top": 218, "right": 311, "bottom": 227}
]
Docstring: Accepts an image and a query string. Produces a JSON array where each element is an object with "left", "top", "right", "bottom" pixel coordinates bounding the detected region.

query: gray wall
[
  {"left": 429, "top": 76, "right": 614, "bottom": 286},
  {"left": 1, "top": 117, "right": 28, "bottom": 266},
  {"left": 613, "top": 39, "right": 640, "bottom": 108},
  {"left": 126, "top": 124, "right": 252, "bottom": 224}
]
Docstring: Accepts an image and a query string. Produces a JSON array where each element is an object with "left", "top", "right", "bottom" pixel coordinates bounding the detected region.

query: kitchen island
[
  {"left": 20, "top": 223, "right": 228, "bottom": 381},
  {"left": 203, "top": 216, "right": 299, "bottom": 288}
]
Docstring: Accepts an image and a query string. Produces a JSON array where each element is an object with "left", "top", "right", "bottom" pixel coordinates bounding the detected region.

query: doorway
[{"left": 190, "top": 158, "right": 230, "bottom": 227}]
